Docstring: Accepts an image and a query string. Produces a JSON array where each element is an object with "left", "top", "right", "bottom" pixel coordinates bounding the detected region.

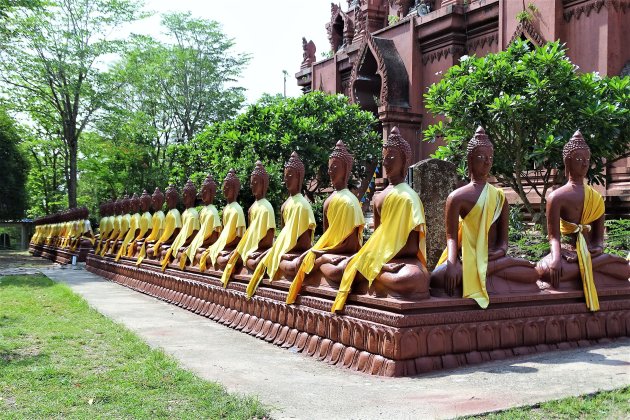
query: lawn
[{"left": 0, "top": 274, "right": 268, "bottom": 419}]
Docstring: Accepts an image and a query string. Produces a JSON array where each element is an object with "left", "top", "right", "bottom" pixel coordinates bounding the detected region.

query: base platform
[
  {"left": 85, "top": 253, "right": 630, "bottom": 377},
  {"left": 29, "top": 243, "right": 92, "bottom": 265}
]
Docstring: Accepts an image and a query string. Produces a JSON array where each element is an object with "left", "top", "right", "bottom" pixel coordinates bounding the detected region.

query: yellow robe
[
  {"left": 246, "top": 193, "right": 316, "bottom": 298},
  {"left": 179, "top": 204, "right": 222, "bottom": 270},
  {"left": 161, "top": 208, "right": 201, "bottom": 271},
  {"left": 220, "top": 199, "right": 276, "bottom": 286},
  {"left": 95, "top": 216, "right": 113, "bottom": 254},
  {"left": 559, "top": 184, "right": 604, "bottom": 312},
  {"left": 101, "top": 216, "right": 121, "bottom": 256},
  {"left": 331, "top": 183, "right": 427, "bottom": 313},
  {"left": 127, "top": 211, "right": 152, "bottom": 257},
  {"left": 436, "top": 183, "right": 504, "bottom": 309},
  {"left": 150, "top": 208, "right": 182, "bottom": 257},
  {"left": 136, "top": 210, "right": 166, "bottom": 266},
  {"left": 115, "top": 213, "right": 141, "bottom": 262},
  {"left": 199, "top": 202, "right": 246, "bottom": 271},
  {"left": 286, "top": 189, "right": 364, "bottom": 304},
  {"left": 107, "top": 214, "right": 131, "bottom": 255}
]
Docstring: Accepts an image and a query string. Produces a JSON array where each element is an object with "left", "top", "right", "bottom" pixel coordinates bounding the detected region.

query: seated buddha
[
  {"left": 101, "top": 198, "right": 122, "bottom": 256},
  {"left": 199, "top": 169, "right": 246, "bottom": 272},
  {"left": 536, "top": 130, "right": 630, "bottom": 311},
  {"left": 147, "top": 185, "right": 182, "bottom": 261},
  {"left": 178, "top": 174, "right": 222, "bottom": 270},
  {"left": 330, "top": 127, "right": 430, "bottom": 313},
  {"left": 136, "top": 188, "right": 166, "bottom": 265},
  {"left": 246, "top": 152, "right": 316, "bottom": 298},
  {"left": 220, "top": 161, "right": 276, "bottom": 286},
  {"left": 160, "top": 180, "right": 202, "bottom": 271},
  {"left": 115, "top": 193, "right": 142, "bottom": 262},
  {"left": 108, "top": 195, "right": 132, "bottom": 256},
  {"left": 430, "top": 127, "right": 541, "bottom": 308},
  {"left": 95, "top": 200, "right": 114, "bottom": 254},
  {"left": 286, "top": 141, "right": 365, "bottom": 304},
  {"left": 125, "top": 190, "right": 153, "bottom": 258}
]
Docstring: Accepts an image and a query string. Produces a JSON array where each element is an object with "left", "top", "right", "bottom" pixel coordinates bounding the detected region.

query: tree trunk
[{"left": 64, "top": 119, "right": 78, "bottom": 208}]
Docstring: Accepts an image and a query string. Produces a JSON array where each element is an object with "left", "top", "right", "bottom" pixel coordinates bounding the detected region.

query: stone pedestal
[{"left": 410, "top": 158, "right": 458, "bottom": 269}]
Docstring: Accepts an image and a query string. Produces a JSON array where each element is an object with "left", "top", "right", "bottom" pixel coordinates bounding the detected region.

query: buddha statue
[
  {"left": 160, "top": 179, "right": 202, "bottom": 271},
  {"left": 178, "top": 174, "right": 222, "bottom": 269},
  {"left": 246, "top": 152, "right": 316, "bottom": 298},
  {"left": 126, "top": 190, "right": 153, "bottom": 258},
  {"left": 72, "top": 207, "right": 94, "bottom": 251},
  {"left": 220, "top": 161, "right": 276, "bottom": 286},
  {"left": 101, "top": 198, "right": 123, "bottom": 256},
  {"left": 199, "top": 169, "right": 246, "bottom": 272},
  {"left": 116, "top": 193, "right": 142, "bottom": 261},
  {"left": 109, "top": 195, "right": 132, "bottom": 256},
  {"left": 430, "top": 127, "right": 541, "bottom": 308},
  {"left": 536, "top": 130, "right": 630, "bottom": 311},
  {"left": 149, "top": 185, "right": 182, "bottom": 260},
  {"left": 136, "top": 187, "right": 166, "bottom": 265},
  {"left": 331, "top": 127, "right": 430, "bottom": 313},
  {"left": 286, "top": 141, "right": 365, "bottom": 304},
  {"left": 95, "top": 201, "right": 113, "bottom": 254}
]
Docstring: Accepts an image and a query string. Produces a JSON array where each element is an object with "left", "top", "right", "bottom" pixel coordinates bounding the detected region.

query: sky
[{"left": 126, "top": 0, "right": 335, "bottom": 105}]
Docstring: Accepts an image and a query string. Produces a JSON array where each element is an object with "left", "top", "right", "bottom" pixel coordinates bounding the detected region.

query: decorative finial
[
  {"left": 202, "top": 173, "right": 217, "bottom": 192},
  {"left": 224, "top": 168, "right": 241, "bottom": 190},
  {"left": 183, "top": 179, "right": 196, "bottom": 196},
  {"left": 562, "top": 130, "right": 590, "bottom": 160}
]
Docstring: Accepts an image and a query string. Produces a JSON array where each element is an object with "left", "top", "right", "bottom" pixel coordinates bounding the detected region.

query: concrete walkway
[{"left": 33, "top": 265, "right": 630, "bottom": 419}]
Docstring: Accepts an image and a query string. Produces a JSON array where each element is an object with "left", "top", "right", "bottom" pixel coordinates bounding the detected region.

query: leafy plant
[
  {"left": 605, "top": 219, "right": 630, "bottom": 257},
  {"left": 388, "top": 15, "right": 400, "bottom": 25},
  {"left": 424, "top": 40, "right": 630, "bottom": 227},
  {"left": 508, "top": 204, "right": 525, "bottom": 242}
]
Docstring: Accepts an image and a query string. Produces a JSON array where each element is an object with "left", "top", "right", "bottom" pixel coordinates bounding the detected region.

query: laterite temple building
[{"left": 296, "top": 0, "right": 630, "bottom": 213}]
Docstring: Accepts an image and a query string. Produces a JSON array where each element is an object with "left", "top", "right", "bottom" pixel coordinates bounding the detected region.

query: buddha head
[
  {"left": 99, "top": 203, "right": 105, "bottom": 218},
  {"left": 122, "top": 195, "right": 132, "bottom": 214},
  {"left": 80, "top": 207, "right": 89, "bottom": 220},
  {"left": 250, "top": 161, "right": 269, "bottom": 200},
  {"left": 182, "top": 179, "right": 197, "bottom": 209},
  {"left": 165, "top": 185, "right": 179, "bottom": 210},
  {"left": 466, "top": 126, "right": 494, "bottom": 179},
  {"left": 130, "top": 193, "right": 141, "bottom": 214},
  {"left": 223, "top": 169, "right": 240, "bottom": 203},
  {"left": 201, "top": 174, "right": 217, "bottom": 205},
  {"left": 114, "top": 198, "right": 123, "bottom": 216},
  {"left": 152, "top": 188, "right": 165, "bottom": 212},
  {"left": 284, "top": 151, "right": 305, "bottom": 196},
  {"left": 383, "top": 127, "right": 411, "bottom": 184},
  {"left": 140, "top": 190, "right": 152, "bottom": 213},
  {"left": 329, "top": 140, "right": 353, "bottom": 191},
  {"left": 106, "top": 200, "right": 114, "bottom": 217},
  {"left": 563, "top": 130, "right": 591, "bottom": 179}
]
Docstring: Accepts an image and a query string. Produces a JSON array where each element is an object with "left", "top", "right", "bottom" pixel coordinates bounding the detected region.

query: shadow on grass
[
  {"left": 0, "top": 274, "right": 54, "bottom": 288},
  {"left": 0, "top": 350, "right": 50, "bottom": 368}
]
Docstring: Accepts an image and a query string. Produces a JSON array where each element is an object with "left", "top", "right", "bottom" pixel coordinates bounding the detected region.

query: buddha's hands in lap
[
  {"left": 549, "top": 257, "right": 562, "bottom": 289},
  {"left": 280, "top": 253, "right": 299, "bottom": 262},
  {"left": 589, "top": 246, "right": 603, "bottom": 257},
  {"left": 382, "top": 262, "right": 404, "bottom": 273},
  {"left": 320, "top": 254, "right": 346, "bottom": 266},
  {"left": 488, "top": 248, "right": 506, "bottom": 261},
  {"left": 445, "top": 260, "right": 462, "bottom": 296}
]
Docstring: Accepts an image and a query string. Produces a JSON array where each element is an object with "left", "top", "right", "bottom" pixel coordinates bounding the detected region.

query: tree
[
  {"left": 169, "top": 92, "right": 381, "bottom": 216},
  {"left": 423, "top": 41, "right": 630, "bottom": 224},
  {"left": 0, "top": 107, "right": 28, "bottom": 219},
  {"left": 157, "top": 12, "right": 249, "bottom": 142},
  {"left": 0, "top": 0, "right": 145, "bottom": 208}
]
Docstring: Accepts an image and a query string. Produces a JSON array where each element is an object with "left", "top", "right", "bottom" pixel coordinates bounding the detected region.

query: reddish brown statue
[
  {"left": 431, "top": 127, "right": 540, "bottom": 308},
  {"left": 536, "top": 130, "right": 630, "bottom": 311}
]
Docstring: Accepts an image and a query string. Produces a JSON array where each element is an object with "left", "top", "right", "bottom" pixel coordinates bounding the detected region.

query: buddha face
[
  {"left": 328, "top": 157, "right": 348, "bottom": 191},
  {"left": 284, "top": 167, "right": 302, "bottom": 196},
  {"left": 183, "top": 189, "right": 196, "bottom": 208},
  {"left": 250, "top": 175, "right": 266, "bottom": 200},
  {"left": 152, "top": 195, "right": 164, "bottom": 212},
  {"left": 140, "top": 195, "right": 151, "bottom": 213},
  {"left": 468, "top": 145, "right": 493, "bottom": 179},
  {"left": 566, "top": 148, "right": 590, "bottom": 179},
  {"left": 166, "top": 192, "right": 178, "bottom": 210},
  {"left": 382, "top": 146, "right": 405, "bottom": 181},
  {"left": 201, "top": 184, "right": 215, "bottom": 205},
  {"left": 223, "top": 181, "right": 238, "bottom": 203}
]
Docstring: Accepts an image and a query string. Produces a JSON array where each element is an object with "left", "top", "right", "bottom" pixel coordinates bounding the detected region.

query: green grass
[
  {"left": 468, "top": 386, "right": 630, "bottom": 419},
  {"left": 0, "top": 274, "right": 268, "bottom": 419}
]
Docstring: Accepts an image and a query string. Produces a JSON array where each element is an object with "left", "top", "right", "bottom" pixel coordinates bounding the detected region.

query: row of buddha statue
[
  {"left": 30, "top": 207, "right": 94, "bottom": 251},
  {"left": 89, "top": 127, "right": 630, "bottom": 313}
]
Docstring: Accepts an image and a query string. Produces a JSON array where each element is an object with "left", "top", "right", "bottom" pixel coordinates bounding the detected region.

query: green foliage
[
  {"left": 388, "top": 14, "right": 400, "bottom": 25},
  {"left": 424, "top": 41, "right": 630, "bottom": 224},
  {"left": 0, "top": 273, "right": 268, "bottom": 418},
  {"left": 508, "top": 204, "right": 525, "bottom": 242},
  {"left": 604, "top": 219, "right": 630, "bottom": 257},
  {"left": 0, "top": 108, "right": 28, "bottom": 219},
  {"left": 169, "top": 92, "right": 381, "bottom": 215}
]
